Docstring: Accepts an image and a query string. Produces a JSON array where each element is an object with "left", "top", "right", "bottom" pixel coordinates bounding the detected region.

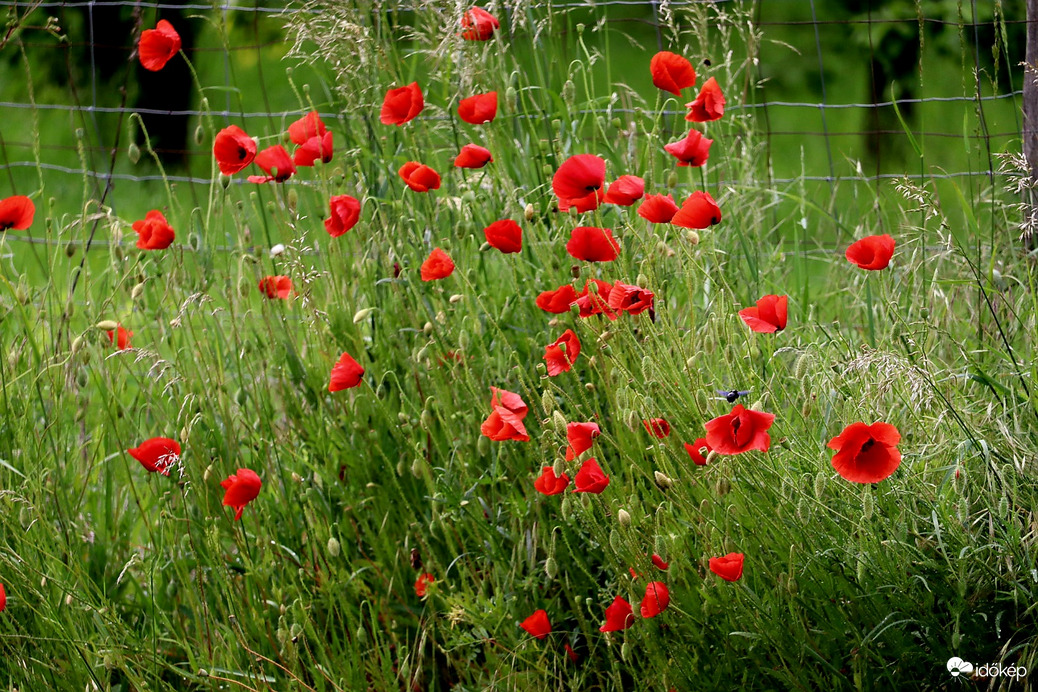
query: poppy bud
[
  {"left": 356, "top": 625, "right": 368, "bottom": 644},
  {"left": 353, "top": 307, "right": 376, "bottom": 323},
  {"left": 686, "top": 230, "right": 700, "bottom": 245},
  {"left": 636, "top": 273, "right": 649, "bottom": 287},
  {"left": 585, "top": 382, "right": 595, "bottom": 391},
  {"left": 621, "top": 642, "right": 630, "bottom": 661},
  {"left": 505, "top": 86, "right": 516, "bottom": 104},
  {"left": 189, "top": 233, "right": 202, "bottom": 251},
  {"left": 715, "top": 477, "right": 730, "bottom": 496},
  {"left": 611, "top": 117, "right": 622, "bottom": 129},
  {"left": 219, "top": 173, "right": 231, "bottom": 189},
  {"left": 545, "top": 557, "right": 558, "bottom": 579},
  {"left": 198, "top": 669, "right": 209, "bottom": 678},
  {"left": 287, "top": 189, "right": 298, "bottom": 212},
  {"left": 617, "top": 509, "right": 631, "bottom": 527},
  {"left": 193, "top": 124, "right": 205, "bottom": 146},
  {"left": 95, "top": 320, "right": 119, "bottom": 331},
  {"left": 654, "top": 471, "right": 673, "bottom": 489},
  {"left": 560, "top": 496, "right": 571, "bottom": 520},
  {"left": 705, "top": 450, "right": 719, "bottom": 465},
  {"left": 667, "top": 170, "right": 679, "bottom": 188},
  {"left": 540, "top": 390, "right": 553, "bottom": 414},
  {"left": 128, "top": 142, "right": 141, "bottom": 164},
  {"left": 477, "top": 435, "right": 490, "bottom": 456},
  {"left": 813, "top": 471, "right": 826, "bottom": 499},
  {"left": 552, "top": 458, "right": 566, "bottom": 477},
  {"left": 801, "top": 400, "right": 812, "bottom": 418},
  {"left": 609, "top": 529, "right": 621, "bottom": 553},
  {"left": 326, "top": 536, "right": 341, "bottom": 557},
  {"left": 203, "top": 464, "right": 212, "bottom": 482},
  {"left": 862, "top": 489, "right": 874, "bottom": 520},
  {"left": 71, "top": 335, "right": 85, "bottom": 354},
  {"left": 131, "top": 282, "right": 146, "bottom": 301},
  {"left": 423, "top": 322, "right": 433, "bottom": 335},
  {"left": 421, "top": 409, "right": 434, "bottom": 429},
  {"left": 568, "top": 205, "right": 578, "bottom": 219},
  {"left": 524, "top": 203, "right": 535, "bottom": 221},
  {"left": 552, "top": 411, "right": 567, "bottom": 432},
  {"left": 449, "top": 294, "right": 464, "bottom": 304}
]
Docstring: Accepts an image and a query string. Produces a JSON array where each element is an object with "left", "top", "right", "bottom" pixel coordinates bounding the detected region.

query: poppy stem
[{"left": 865, "top": 276, "right": 876, "bottom": 348}]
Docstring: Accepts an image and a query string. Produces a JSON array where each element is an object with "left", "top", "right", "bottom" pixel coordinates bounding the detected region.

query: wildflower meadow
[{"left": 0, "top": 1, "right": 1035, "bottom": 690}]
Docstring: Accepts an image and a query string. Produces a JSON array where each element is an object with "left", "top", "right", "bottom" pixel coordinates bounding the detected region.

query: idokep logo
[
  {"left": 947, "top": 658, "right": 974, "bottom": 677},
  {"left": 947, "top": 657, "right": 1028, "bottom": 682}
]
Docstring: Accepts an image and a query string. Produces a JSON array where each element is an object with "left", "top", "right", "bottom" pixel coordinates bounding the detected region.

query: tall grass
[{"left": 0, "top": 1, "right": 1035, "bottom": 690}]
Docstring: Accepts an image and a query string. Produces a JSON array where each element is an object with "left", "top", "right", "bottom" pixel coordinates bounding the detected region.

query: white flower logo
[{"left": 947, "top": 657, "right": 974, "bottom": 677}]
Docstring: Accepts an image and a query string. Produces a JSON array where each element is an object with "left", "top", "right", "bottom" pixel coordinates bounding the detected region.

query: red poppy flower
[
  {"left": 247, "top": 145, "right": 296, "bottom": 184},
  {"left": 399, "top": 162, "right": 441, "bottom": 192},
  {"left": 651, "top": 554, "right": 669, "bottom": 571},
  {"left": 643, "top": 418, "right": 670, "bottom": 438},
  {"left": 420, "top": 247, "right": 454, "bottom": 281},
  {"left": 258, "top": 275, "right": 293, "bottom": 299},
  {"left": 565, "top": 643, "right": 578, "bottom": 662},
  {"left": 598, "top": 596, "right": 634, "bottom": 632},
  {"left": 132, "top": 210, "right": 175, "bottom": 250},
  {"left": 139, "top": 19, "right": 181, "bottom": 72},
  {"left": 107, "top": 324, "right": 132, "bottom": 350},
  {"left": 574, "top": 279, "right": 619, "bottom": 320},
  {"left": 481, "top": 387, "right": 530, "bottom": 442},
  {"left": 565, "top": 422, "right": 601, "bottom": 461},
  {"left": 536, "top": 284, "right": 579, "bottom": 314},
  {"left": 708, "top": 552, "right": 744, "bottom": 582},
  {"left": 603, "top": 176, "right": 645, "bottom": 206},
  {"left": 573, "top": 458, "right": 609, "bottom": 494},
  {"left": 381, "top": 82, "right": 424, "bottom": 125},
  {"left": 415, "top": 572, "right": 435, "bottom": 597},
  {"left": 288, "top": 112, "right": 333, "bottom": 165},
  {"left": 828, "top": 421, "right": 902, "bottom": 484},
  {"left": 685, "top": 77, "right": 726, "bottom": 122},
  {"left": 552, "top": 154, "right": 606, "bottom": 203},
  {"left": 650, "top": 51, "right": 696, "bottom": 96},
  {"left": 220, "top": 468, "right": 262, "bottom": 521},
  {"left": 671, "top": 191, "right": 721, "bottom": 229},
  {"left": 738, "top": 294, "right": 788, "bottom": 333},
  {"left": 703, "top": 404, "right": 775, "bottom": 455},
  {"left": 607, "top": 280, "right": 654, "bottom": 316},
  {"left": 640, "top": 581, "right": 670, "bottom": 618},
  {"left": 664, "top": 129, "right": 713, "bottom": 167},
  {"left": 544, "top": 328, "right": 580, "bottom": 376},
  {"left": 0, "top": 583, "right": 5, "bottom": 612},
  {"left": 534, "top": 466, "right": 570, "bottom": 495},
  {"left": 566, "top": 226, "right": 620, "bottom": 263},
  {"left": 213, "top": 125, "right": 257, "bottom": 175},
  {"left": 288, "top": 111, "right": 326, "bottom": 144},
  {"left": 329, "top": 351, "right": 365, "bottom": 392},
  {"left": 557, "top": 189, "right": 604, "bottom": 213},
  {"left": 0, "top": 195, "right": 35, "bottom": 230},
  {"left": 637, "top": 193, "right": 679, "bottom": 223},
  {"left": 127, "top": 437, "right": 181, "bottom": 476},
  {"left": 484, "top": 219, "right": 522, "bottom": 254},
  {"left": 461, "top": 7, "right": 499, "bottom": 40},
  {"left": 520, "top": 610, "right": 552, "bottom": 640},
  {"left": 325, "top": 195, "right": 361, "bottom": 238},
  {"left": 458, "top": 92, "right": 498, "bottom": 125},
  {"left": 455, "top": 143, "right": 493, "bottom": 168},
  {"left": 845, "top": 234, "right": 895, "bottom": 271},
  {"left": 684, "top": 437, "right": 711, "bottom": 465}
]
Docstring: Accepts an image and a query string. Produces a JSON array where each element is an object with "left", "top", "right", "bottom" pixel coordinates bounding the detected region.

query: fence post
[{"left": 1026, "top": 0, "right": 1038, "bottom": 184}]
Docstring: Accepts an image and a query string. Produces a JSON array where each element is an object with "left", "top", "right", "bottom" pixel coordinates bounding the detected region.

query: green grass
[{"left": 0, "top": 1, "right": 1036, "bottom": 690}]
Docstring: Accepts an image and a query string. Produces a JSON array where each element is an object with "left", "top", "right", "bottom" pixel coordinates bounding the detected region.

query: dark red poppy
[
  {"left": 565, "top": 643, "right": 578, "bottom": 663},
  {"left": 685, "top": 77, "right": 725, "bottom": 122},
  {"left": 708, "top": 552, "right": 744, "bottom": 582},
  {"left": 607, "top": 280, "right": 654, "bottom": 316},
  {"left": 640, "top": 582, "right": 670, "bottom": 618},
  {"left": 664, "top": 129, "right": 712, "bottom": 167},
  {"left": 458, "top": 92, "right": 498, "bottom": 124},
  {"left": 603, "top": 176, "right": 645, "bottom": 206},
  {"left": 139, "top": 20, "right": 181, "bottom": 72},
  {"left": 536, "top": 284, "right": 579, "bottom": 314},
  {"left": 520, "top": 609, "right": 552, "bottom": 640},
  {"left": 127, "top": 437, "right": 181, "bottom": 476},
  {"left": 828, "top": 421, "right": 902, "bottom": 483},
  {"left": 552, "top": 154, "right": 606, "bottom": 203},
  {"left": 213, "top": 126, "right": 257, "bottom": 175},
  {"left": 325, "top": 194, "right": 361, "bottom": 238},
  {"left": 455, "top": 143, "right": 493, "bottom": 168},
  {"left": 684, "top": 437, "right": 711, "bottom": 465},
  {"left": 420, "top": 248, "right": 454, "bottom": 281},
  {"left": 703, "top": 404, "right": 775, "bottom": 455},
  {"left": 565, "top": 422, "right": 601, "bottom": 461},
  {"left": 0, "top": 195, "right": 34, "bottom": 231},
  {"left": 481, "top": 387, "right": 530, "bottom": 442},
  {"left": 247, "top": 145, "right": 296, "bottom": 184},
  {"left": 566, "top": 226, "right": 620, "bottom": 262},
  {"left": 651, "top": 554, "right": 669, "bottom": 571},
  {"left": 650, "top": 51, "right": 696, "bottom": 96},
  {"left": 484, "top": 219, "right": 522, "bottom": 254},
  {"left": 671, "top": 191, "right": 721, "bottom": 228},
  {"left": 415, "top": 572, "right": 435, "bottom": 597},
  {"left": 557, "top": 189, "right": 604, "bottom": 213},
  {"left": 399, "top": 162, "right": 441, "bottom": 192},
  {"left": 461, "top": 7, "right": 499, "bottom": 41},
  {"left": 0, "top": 583, "right": 5, "bottom": 612},
  {"left": 637, "top": 193, "right": 678, "bottom": 223},
  {"left": 107, "top": 325, "right": 132, "bottom": 350},
  {"left": 220, "top": 468, "right": 262, "bottom": 521},
  {"left": 573, "top": 458, "right": 609, "bottom": 494},
  {"left": 598, "top": 596, "right": 634, "bottom": 632},
  {"left": 258, "top": 275, "right": 293, "bottom": 299},
  {"left": 534, "top": 466, "right": 570, "bottom": 495},
  {"left": 132, "top": 210, "right": 175, "bottom": 250},
  {"left": 329, "top": 351, "right": 364, "bottom": 392},
  {"left": 381, "top": 82, "right": 424, "bottom": 126},
  {"left": 845, "top": 234, "right": 895, "bottom": 271},
  {"left": 738, "top": 294, "right": 788, "bottom": 333},
  {"left": 574, "top": 279, "right": 618, "bottom": 320},
  {"left": 643, "top": 418, "right": 670, "bottom": 438},
  {"left": 544, "top": 329, "right": 580, "bottom": 376}
]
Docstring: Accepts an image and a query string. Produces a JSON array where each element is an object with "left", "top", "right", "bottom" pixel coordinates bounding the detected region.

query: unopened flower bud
[
  {"left": 524, "top": 203, "right": 535, "bottom": 222},
  {"left": 353, "top": 307, "right": 376, "bottom": 323},
  {"left": 552, "top": 410, "right": 567, "bottom": 432},
  {"left": 131, "top": 283, "right": 146, "bottom": 301},
  {"left": 654, "top": 471, "right": 673, "bottom": 489},
  {"left": 326, "top": 536, "right": 341, "bottom": 557},
  {"left": 686, "top": 230, "right": 700, "bottom": 245},
  {"left": 617, "top": 509, "right": 631, "bottom": 527},
  {"left": 127, "top": 142, "right": 141, "bottom": 164},
  {"left": 95, "top": 320, "right": 119, "bottom": 331},
  {"left": 545, "top": 557, "right": 558, "bottom": 579}
]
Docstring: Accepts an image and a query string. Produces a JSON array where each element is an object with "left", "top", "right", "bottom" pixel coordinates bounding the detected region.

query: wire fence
[{"left": 0, "top": 0, "right": 1027, "bottom": 240}]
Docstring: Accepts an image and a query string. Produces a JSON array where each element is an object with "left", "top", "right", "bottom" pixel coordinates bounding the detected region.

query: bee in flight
[{"left": 715, "top": 389, "right": 751, "bottom": 403}]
